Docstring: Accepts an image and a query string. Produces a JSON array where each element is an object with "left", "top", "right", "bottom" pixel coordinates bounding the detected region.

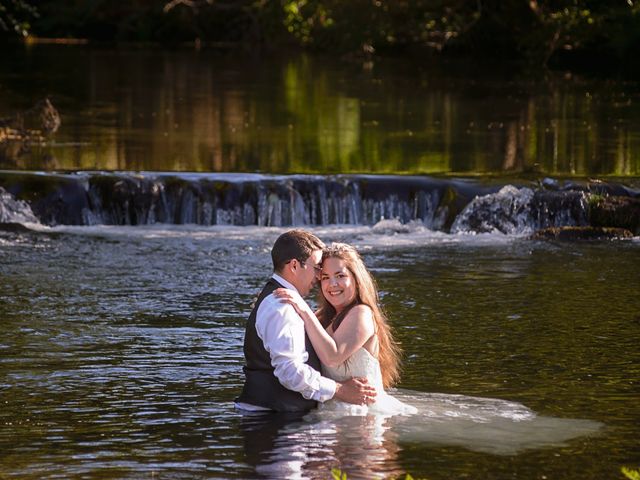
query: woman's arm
[{"left": 273, "top": 289, "right": 375, "bottom": 367}]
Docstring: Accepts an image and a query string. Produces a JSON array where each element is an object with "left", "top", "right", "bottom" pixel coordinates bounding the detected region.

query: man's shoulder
[
  {"left": 257, "top": 293, "right": 296, "bottom": 319},
  {"left": 255, "top": 294, "right": 303, "bottom": 341}
]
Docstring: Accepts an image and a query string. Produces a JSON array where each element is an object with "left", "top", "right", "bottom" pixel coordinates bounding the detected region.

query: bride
[{"left": 275, "top": 242, "right": 417, "bottom": 416}]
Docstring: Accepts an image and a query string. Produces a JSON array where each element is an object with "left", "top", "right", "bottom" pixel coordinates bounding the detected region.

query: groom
[{"left": 235, "top": 229, "right": 376, "bottom": 412}]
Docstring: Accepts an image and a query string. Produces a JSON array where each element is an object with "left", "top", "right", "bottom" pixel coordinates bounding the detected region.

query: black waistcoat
[{"left": 236, "top": 278, "right": 321, "bottom": 412}]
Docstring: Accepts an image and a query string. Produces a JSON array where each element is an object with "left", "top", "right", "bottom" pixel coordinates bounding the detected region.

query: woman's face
[{"left": 321, "top": 257, "right": 357, "bottom": 312}]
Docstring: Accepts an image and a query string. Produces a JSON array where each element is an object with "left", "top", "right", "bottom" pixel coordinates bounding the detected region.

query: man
[{"left": 236, "top": 229, "right": 376, "bottom": 412}]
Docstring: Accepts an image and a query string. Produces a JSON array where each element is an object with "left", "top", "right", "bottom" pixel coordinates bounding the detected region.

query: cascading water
[
  {"left": 0, "top": 187, "right": 40, "bottom": 225},
  {"left": 0, "top": 171, "right": 636, "bottom": 235},
  {"left": 450, "top": 186, "right": 589, "bottom": 235},
  {"left": 0, "top": 172, "right": 476, "bottom": 229}
]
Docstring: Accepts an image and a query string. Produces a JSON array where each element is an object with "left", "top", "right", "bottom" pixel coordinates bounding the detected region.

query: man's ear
[{"left": 288, "top": 259, "right": 299, "bottom": 272}]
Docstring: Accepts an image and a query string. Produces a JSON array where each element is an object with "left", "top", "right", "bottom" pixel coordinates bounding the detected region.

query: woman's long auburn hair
[{"left": 316, "top": 243, "right": 401, "bottom": 389}]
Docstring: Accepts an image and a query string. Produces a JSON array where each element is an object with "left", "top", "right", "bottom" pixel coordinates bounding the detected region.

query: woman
[{"left": 274, "top": 242, "right": 416, "bottom": 416}]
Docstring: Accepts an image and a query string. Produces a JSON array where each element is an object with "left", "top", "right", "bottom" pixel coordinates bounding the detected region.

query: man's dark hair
[{"left": 271, "top": 229, "right": 325, "bottom": 273}]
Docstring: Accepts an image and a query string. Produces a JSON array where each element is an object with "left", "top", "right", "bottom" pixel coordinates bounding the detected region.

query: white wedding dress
[{"left": 320, "top": 348, "right": 417, "bottom": 416}]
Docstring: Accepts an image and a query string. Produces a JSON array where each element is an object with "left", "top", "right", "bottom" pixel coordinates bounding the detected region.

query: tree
[{"left": 0, "top": 0, "right": 38, "bottom": 37}]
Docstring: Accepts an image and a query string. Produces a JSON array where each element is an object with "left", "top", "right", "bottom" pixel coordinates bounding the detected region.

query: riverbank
[{"left": 3, "top": 1, "right": 639, "bottom": 76}]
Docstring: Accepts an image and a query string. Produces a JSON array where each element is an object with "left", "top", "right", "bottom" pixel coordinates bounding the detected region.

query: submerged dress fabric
[{"left": 320, "top": 348, "right": 417, "bottom": 416}]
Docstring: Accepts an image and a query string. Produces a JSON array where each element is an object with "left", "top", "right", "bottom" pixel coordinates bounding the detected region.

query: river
[
  {"left": 0, "top": 46, "right": 639, "bottom": 479},
  {"left": 1, "top": 45, "right": 639, "bottom": 176}
]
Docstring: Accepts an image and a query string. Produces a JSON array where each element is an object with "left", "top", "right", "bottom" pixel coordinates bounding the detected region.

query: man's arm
[
  {"left": 256, "top": 297, "right": 336, "bottom": 402},
  {"left": 257, "top": 295, "right": 376, "bottom": 405}
]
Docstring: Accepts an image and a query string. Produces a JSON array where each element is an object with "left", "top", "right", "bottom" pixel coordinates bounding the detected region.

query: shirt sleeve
[{"left": 256, "top": 295, "right": 336, "bottom": 402}]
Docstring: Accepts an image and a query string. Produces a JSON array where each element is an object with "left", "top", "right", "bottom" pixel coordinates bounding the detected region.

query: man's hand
[{"left": 334, "top": 377, "right": 377, "bottom": 405}]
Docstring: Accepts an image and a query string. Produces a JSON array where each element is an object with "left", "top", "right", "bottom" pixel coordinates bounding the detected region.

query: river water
[
  {"left": 1, "top": 46, "right": 639, "bottom": 479},
  {"left": 1, "top": 45, "right": 639, "bottom": 176},
  {"left": 1, "top": 224, "right": 638, "bottom": 479}
]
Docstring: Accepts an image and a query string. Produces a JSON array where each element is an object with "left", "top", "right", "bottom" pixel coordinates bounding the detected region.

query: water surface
[
  {"left": 1, "top": 225, "right": 638, "bottom": 478},
  {"left": 1, "top": 46, "right": 639, "bottom": 176}
]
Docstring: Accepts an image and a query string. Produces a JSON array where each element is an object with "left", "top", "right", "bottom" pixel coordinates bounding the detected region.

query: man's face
[{"left": 295, "top": 249, "right": 323, "bottom": 297}]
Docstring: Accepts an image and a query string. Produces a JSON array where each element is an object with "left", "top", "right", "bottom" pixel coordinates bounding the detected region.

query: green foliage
[
  {"left": 280, "top": 0, "right": 467, "bottom": 53},
  {"left": 331, "top": 468, "right": 425, "bottom": 480},
  {"left": 525, "top": 1, "right": 640, "bottom": 64},
  {"left": 330, "top": 467, "right": 640, "bottom": 480},
  {"left": 277, "top": 1, "right": 640, "bottom": 66},
  {"left": 588, "top": 193, "right": 605, "bottom": 207},
  {"left": 331, "top": 468, "right": 347, "bottom": 480},
  {"left": 5, "top": 0, "right": 640, "bottom": 69},
  {"left": 0, "top": 0, "right": 38, "bottom": 37},
  {"left": 622, "top": 466, "right": 640, "bottom": 480}
]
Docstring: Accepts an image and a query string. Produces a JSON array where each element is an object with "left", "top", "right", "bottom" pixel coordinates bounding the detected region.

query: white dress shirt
[{"left": 235, "top": 273, "right": 337, "bottom": 411}]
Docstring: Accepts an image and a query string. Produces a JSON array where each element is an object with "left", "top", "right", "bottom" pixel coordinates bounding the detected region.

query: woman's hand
[{"left": 273, "top": 288, "right": 312, "bottom": 318}]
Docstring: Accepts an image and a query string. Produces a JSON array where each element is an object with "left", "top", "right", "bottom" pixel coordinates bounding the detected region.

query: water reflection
[
  {"left": 239, "top": 411, "right": 403, "bottom": 480},
  {"left": 1, "top": 47, "right": 639, "bottom": 175},
  {"left": 238, "top": 390, "right": 602, "bottom": 480}
]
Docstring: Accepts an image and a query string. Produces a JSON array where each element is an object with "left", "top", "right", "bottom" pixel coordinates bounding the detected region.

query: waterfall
[
  {"left": 0, "top": 187, "right": 40, "bottom": 224},
  {"left": 451, "top": 186, "right": 589, "bottom": 235},
  {"left": 0, "top": 171, "right": 636, "bottom": 234}
]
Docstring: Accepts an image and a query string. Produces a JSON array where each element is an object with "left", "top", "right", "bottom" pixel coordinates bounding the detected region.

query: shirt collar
[{"left": 272, "top": 272, "right": 298, "bottom": 293}]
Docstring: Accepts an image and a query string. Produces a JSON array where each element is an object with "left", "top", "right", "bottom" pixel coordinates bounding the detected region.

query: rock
[
  {"left": 450, "top": 186, "right": 592, "bottom": 235},
  {"left": 0, "top": 174, "right": 88, "bottom": 225},
  {"left": 540, "top": 177, "right": 560, "bottom": 190},
  {"left": 0, "top": 98, "right": 61, "bottom": 164},
  {"left": 0, "top": 98, "right": 60, "bottom": 135},
  {"left": 435, "top": 185, "right": 466, "bottom": 232},
  {"left": 589, "top": 195, "right": 640, "bottom": 235},
  {"left": 451, "top": 185, "right": 536, "bottom": 234},
  {"left": 0, "top": 222, "right": 34, "bottom": 233},
  {"left": 0, "top": 186, "right": 40, "bottom": 223},
  {"left": 532, "top": 226, "right": 633, "bottom": 241}
]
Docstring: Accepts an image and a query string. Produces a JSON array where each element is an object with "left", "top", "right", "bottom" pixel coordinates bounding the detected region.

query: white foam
[
  {"left": 0, "top": 188, "right": 41, "bottom": 224},
  {"left": 451, "top": 185, "right": 536, "bottom": 235},
  {"left": 26, "top": 223, "right": 519, "bottom": 251}
]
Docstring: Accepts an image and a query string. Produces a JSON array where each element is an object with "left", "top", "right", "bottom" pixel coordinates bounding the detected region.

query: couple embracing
[{"left": 236, "top": 229, "right": 416, "bottom": 416}]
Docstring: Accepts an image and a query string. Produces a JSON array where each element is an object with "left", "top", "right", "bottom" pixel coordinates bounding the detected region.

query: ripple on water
[{"left": 0, "top": 224, "right": 638, "bottom": 479}]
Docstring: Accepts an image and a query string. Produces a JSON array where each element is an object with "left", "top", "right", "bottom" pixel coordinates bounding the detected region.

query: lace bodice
[
  {"left": 321, "top": 348, "right": 384, "bottom": 391},
  {"left": 320, "top": 348, "right": 417, "bottom": 416}
]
